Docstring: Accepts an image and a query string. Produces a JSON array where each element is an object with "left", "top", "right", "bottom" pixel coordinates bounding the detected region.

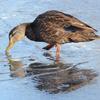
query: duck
[{"left": 6, "top": 10, "right": 100, "bottom": 61}]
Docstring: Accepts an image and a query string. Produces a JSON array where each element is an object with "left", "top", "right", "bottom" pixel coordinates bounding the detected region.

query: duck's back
[{"left": 30, "top": 10, "right": 98, "bottom": 44}]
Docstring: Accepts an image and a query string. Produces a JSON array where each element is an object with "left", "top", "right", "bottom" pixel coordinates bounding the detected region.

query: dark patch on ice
[{"left": 26, "top": 62, "right": 97, "bottom": 94}]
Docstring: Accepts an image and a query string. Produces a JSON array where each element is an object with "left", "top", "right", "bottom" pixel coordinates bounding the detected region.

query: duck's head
[{"left": 5, "top": 23, "right": 35, "bottom": 54}]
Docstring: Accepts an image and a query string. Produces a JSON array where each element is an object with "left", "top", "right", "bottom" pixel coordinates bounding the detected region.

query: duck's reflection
[
  {"left": 27, "top": 62, "right": 97, "bottom": 94},
  {"left": 6, "top": 52, "right": 98, "bottom": 93},
  {"left": 6, "top": 53, "right": 25, "bottom": 77}
]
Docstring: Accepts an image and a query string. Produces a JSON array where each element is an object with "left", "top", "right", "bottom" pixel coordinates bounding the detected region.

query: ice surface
[{"left": 0, "top": 0, "right": 100, "bottom": 100}]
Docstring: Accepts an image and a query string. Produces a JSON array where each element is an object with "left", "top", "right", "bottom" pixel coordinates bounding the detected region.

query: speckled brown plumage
[
  {"left": 6, "top": 10, "right": 100, "bottom": 62},
  {"left": 28, "top": 10, "right": 98, "bottom": 47}
]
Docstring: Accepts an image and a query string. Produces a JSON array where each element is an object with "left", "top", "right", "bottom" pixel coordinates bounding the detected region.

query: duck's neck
[
  {"left": 26, "top": 22, "right": 44, "bottom": 42},
  {"left": 25, "top": 23, "right": 36, "bottom": 41}
]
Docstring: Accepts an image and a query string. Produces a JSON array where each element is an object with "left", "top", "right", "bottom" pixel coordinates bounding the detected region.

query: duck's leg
[
  {"left": 55, "top": 44, "right": 61, "bottom": 62},
  {"left": 43, "top": 44, "right": 54, "bottom": 50},
  {"left": 43, "top": 44, "right": 54, "bottom": 58}
]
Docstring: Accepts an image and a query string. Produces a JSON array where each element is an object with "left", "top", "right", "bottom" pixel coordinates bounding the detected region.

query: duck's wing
[
  {"left": 48, "top": 11, "right": 97, "bottom": 32},
  {"left": 44, "top": 10, "right": 97, "bottom": 32},
  {"left": 63, "top": 13, "right": 97, "bottom": 32},
  {"left": 32, "top": 10, "right": 98, "bottom": 43}
]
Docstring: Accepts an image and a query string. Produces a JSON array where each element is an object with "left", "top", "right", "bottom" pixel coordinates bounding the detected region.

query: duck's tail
[{"left": 93, "top": 35, "right": 100, "bottom": 40}]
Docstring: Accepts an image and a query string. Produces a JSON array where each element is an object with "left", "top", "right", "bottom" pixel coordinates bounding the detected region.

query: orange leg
[{"left": 55, "top": 44, "right": 61, "bottom": 62}]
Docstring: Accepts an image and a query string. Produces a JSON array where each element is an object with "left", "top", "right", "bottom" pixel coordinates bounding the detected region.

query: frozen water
[{"left": 0, "top": 0, "right": 100, "bottom": 100}]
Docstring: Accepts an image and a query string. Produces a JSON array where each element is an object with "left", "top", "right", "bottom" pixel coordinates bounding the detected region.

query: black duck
[{"left": 6, "top": 10, "right": 100, "bottom": 61}]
